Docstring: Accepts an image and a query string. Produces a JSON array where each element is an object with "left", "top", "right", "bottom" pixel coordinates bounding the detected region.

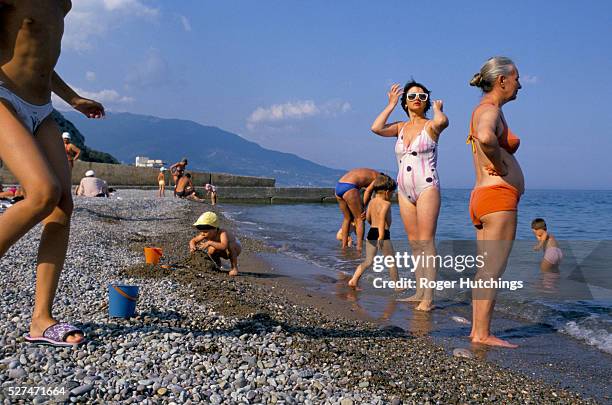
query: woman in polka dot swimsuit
[{"left": 371, "top": 81, "right": 449, "bottom": 311}]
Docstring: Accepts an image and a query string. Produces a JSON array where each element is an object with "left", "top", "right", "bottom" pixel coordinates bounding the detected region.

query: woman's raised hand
[
  {"left": 433, "top": 100, "right": 444, "bottom": 111},
  {"left": 387, "top": 84, "right": 402, "bottom": 106}
]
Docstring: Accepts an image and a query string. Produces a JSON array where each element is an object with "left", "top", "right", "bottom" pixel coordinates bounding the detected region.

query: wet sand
[{"left": 124, "top": 196, "right": 603, "bottom": 404}]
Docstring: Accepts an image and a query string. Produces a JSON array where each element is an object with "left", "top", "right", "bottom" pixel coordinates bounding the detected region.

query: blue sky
[{"left": 55, "top": 1, "right": 612, "bottom": 189}]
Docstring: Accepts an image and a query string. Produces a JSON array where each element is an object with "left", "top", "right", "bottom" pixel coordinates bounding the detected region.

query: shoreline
[
  {"left": 0, "top": 190, "right": 603, "bottom": 403},
  {"left": 121, "top": 191, "right": 602, "bottom": 403}
]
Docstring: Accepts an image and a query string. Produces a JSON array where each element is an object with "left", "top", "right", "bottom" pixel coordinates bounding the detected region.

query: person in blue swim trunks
[{"left": 335, "top": 168, "right": 380, "bottom": 252}]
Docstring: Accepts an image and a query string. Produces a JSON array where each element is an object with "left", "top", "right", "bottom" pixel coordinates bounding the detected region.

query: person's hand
[
  {"left": 432, "top": 100, "right": 444, "bottom": 112},
  {"left": 360, "top": 211, "right": 366, "bottom": 220},
  {"left": 387, "top": 83, "right": 402, "bottom": 106},
  {"left": 72, "top": 97, "right": 105, "bottom": 119},
  {"left": 189, "top": 246, "right": 196, "bottom": 254}
]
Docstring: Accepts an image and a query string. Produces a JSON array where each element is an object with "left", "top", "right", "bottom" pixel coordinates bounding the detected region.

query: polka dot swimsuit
[{"left": 395, "top": 122, "right": 439, "bottom": 204}]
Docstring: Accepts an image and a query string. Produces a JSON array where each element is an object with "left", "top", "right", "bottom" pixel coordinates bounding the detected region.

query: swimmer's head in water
[
  {"left": 401, "top": 80, "right": 431, "bottom": 116},
  {"left": 531, "top": 218, "right": 547, "bottom": 231}
]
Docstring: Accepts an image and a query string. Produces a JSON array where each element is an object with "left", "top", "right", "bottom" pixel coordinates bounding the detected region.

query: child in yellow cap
[{"left": 189, "top": 212, "right": 242, "bottom": 276}]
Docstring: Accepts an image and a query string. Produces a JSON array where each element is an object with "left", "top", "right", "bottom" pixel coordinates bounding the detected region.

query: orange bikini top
[{"left": 466, "top": 103, "right": 520, "bottom": 155}]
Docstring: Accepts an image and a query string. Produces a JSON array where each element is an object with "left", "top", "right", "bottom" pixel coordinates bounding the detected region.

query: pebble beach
[{"left": 0, "top": 190, "right": 601, "bottom": 404}]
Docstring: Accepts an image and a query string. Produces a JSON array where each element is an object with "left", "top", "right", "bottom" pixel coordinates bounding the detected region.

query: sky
[{"left": 54, "top": 0, "right": 612, "bottom": 189}]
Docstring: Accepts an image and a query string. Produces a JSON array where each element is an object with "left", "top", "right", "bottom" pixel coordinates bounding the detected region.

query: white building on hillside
[{"left": 135, "top": 156, "right": 165, "bottom": 168}]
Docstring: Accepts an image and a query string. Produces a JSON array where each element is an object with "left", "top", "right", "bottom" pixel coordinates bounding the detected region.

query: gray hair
[{"left": 470, "top": 56, "right": 516, "bottom": 92}]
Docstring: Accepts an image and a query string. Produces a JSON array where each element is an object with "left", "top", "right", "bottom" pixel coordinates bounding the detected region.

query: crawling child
[
  {"left": 349, "top": 174, "right": 399, "bottom": 288},
  {"left": 189, "top": 212, "right": 242, "bottom": 276},
  {"left": 531, "top": 218, "right": 563, "bottom": 271}
]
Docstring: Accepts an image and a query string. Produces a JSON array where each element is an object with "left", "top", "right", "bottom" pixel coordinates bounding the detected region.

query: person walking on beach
[
  {"left": 157, "top": 167, "right": 166, "bottom": 197},
  {"left": 335, "top": 168, "right": 380, "bottom": 253},
  {"left": 371, "top": 80, "right": 449, "bottom": 311},
  {"left": 62, "top": 132, "right": 80, "bottom": 169},
  {"left": 466, "top": 56, "right": 524, "bottom": 348},
  {"left": 0, "top": 0, "right": 105, "bottom": 345},
  {"left": 349, "top": 174, "right": 400, "bottom": 289}
]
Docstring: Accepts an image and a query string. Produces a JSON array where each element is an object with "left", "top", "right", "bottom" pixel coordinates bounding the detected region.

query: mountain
[{"left": 63, "top": 111, "right": 345, "bottom": 186}]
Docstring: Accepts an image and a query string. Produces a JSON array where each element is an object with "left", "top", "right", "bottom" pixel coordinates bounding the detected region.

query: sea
[{"left": 222, "top": 189, "right": 611, "bottom": 398}]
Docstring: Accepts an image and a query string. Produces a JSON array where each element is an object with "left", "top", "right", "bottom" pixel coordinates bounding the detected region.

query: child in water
[
  {"left": 189, "top": 211, "right": 242, "bottom": 276},
  {"left": 349, "top": 174, "right": 400, "bottom": 288},
  {"left": 532, "top": 218, "right": 563, "bottom": 271},
  {"left": 336, "top": 220, "right": 356, "bottom": 247}
]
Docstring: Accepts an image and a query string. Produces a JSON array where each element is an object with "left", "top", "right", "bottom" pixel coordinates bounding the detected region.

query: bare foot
[
  {"left": 394, "top": 287, "right": 407, "bottom": 293},
  {"left": 471, "top": 334, "right": 518, "bottom": 348},
  {"left": 415, "top": 300, "right": 435, "bottom": 311},
  {"left": 396, "top": 293, "right": 423, "bottom": 302},
  {"left": 29, "top": 318, "right": 84, "bottom": 344},
  {"left": 348, "top": 278, "right": 359, "bottom": 289},
  {"left": 228, "top": 269, "right": 238, "bottom": 277}
]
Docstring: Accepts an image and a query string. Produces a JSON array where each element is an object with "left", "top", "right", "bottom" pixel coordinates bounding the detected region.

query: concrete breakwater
[
  {"left": 0, "top": 161, "right": 275, "bottom": 188},
  {"left": 1, "top": 161, "right": 401, "bottom": 204}
]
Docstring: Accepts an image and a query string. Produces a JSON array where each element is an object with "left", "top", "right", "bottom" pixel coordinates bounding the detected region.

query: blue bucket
[{"left": 108, "top": 284, "right": 139, "bottom": 318}]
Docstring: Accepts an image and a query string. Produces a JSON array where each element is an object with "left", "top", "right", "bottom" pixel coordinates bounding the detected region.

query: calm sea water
[{"left": 223, "top": 189, "right": 612, "bottom": 354}]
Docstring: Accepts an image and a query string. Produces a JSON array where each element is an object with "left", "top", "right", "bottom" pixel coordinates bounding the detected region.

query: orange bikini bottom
[{"left": 469, "top": 184, "right": 520, "bottom": 227}]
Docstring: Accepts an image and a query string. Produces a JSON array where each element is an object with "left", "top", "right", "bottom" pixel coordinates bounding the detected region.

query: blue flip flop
[{"left": 24, "top": 322, "right": 86, "bottom": 347}]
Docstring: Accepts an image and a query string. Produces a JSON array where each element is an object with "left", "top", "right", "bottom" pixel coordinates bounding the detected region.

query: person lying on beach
[
  {"left": 336, "top": 220, "right": 356, "bottom": 247},
  {"left": 335, "top": 168, "right": 380, "bottom": 252},
  {"left": 0, "top": 183, "right": 17, "bottom": 199},
  {"left": 175, "top": 173, "right": 204, "bottom": 201},
  {"left": 531, "top": 218, "right": 562, "bottom": 271},
  {"left": 349, "top": 174, "right": 400, "bottom": 289},
  {"left": 189, "top": 211, "right": 242, "bottom": 276}
]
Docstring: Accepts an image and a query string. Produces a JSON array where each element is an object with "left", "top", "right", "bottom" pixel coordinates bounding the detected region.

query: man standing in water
[{"left": 0, "top": 0, "right": 105, "bottom": 345}]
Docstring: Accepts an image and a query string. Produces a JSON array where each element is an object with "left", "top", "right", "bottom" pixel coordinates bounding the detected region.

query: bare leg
[
  {"left": 228, "top": 242, "right": 242, "bottom": 276},
  {"left": 0, "top": 105, "right": 82, "bottom": 343},
  {"left": 414, "top": 187, "right": 440, "bottom": 312},
  {"left": 343, "top": 189, "right": 365, "bottom": 253},
  {"left": 336, "top": 196, "right": 352, "bottom": 248},
  {"left": 381, "top": 240, "right": 404, "bottom": 292},
  {"left": 349, "top": 240, "right": 377, "bottom": 288},
  {"left": 396, "top": 194, "right": 422, "bottom": 301},
  {"left": 471, "top": 210, "right": 517, "bottom": 348}
]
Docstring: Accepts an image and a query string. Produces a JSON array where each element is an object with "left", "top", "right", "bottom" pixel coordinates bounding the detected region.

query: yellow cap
[{"left": 193, "top": 211, "right": 219, "bottom": 228}]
